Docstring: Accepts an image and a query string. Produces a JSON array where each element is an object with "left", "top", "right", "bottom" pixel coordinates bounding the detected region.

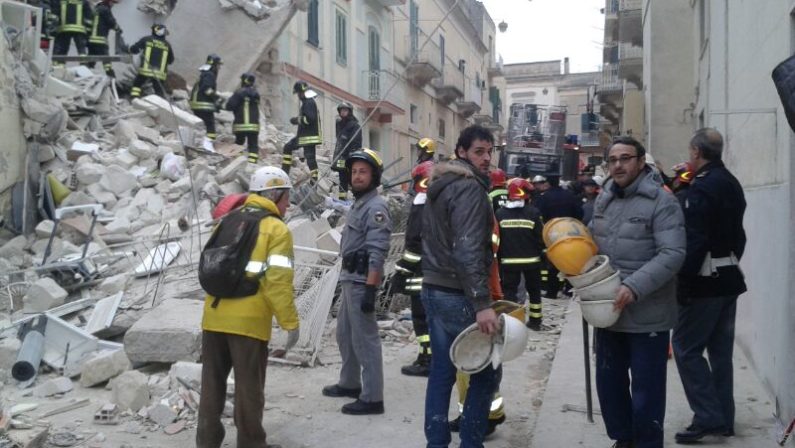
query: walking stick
[{"left": 582, "top": 317, "right": 594, "bottom": 423}]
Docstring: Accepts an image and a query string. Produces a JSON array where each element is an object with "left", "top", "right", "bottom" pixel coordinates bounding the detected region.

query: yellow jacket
[{"left": 201, "top": 194, "right": 299, "bottom": 342}]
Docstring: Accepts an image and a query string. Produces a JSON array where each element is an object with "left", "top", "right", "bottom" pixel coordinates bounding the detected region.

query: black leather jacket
[{"left": 422, "top": 159, "right": 494, "bottom": 311}]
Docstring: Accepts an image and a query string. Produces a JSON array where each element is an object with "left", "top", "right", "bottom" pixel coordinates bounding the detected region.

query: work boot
[
  {"left": 340, "top": 399, "right": 384, "bottom": 415},
  {"left": 526, "top": 318, "right": 552, "bottom": 332},
  {"left": 486, "top": 414, "right": 505, "bottom": 435},
  {"left": 611, "top": 441, "right": 634, "bottom": 448},
  {"left": 401, "top": 353, "right": 430, "bottom": 377},
  {"left": 449, "top": 416, "right": 460, "bottom": 432},
  {"left": 675, "top": 424, "right": 728, "bottom": 443},
  {"left": 321, "top": 384, "right": 361, "bottom": 399}
]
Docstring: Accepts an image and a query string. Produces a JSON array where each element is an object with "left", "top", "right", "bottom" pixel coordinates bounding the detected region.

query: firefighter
[
  {"left": 333, "top": 101, "right": 362, "bottom": 200},
  {"left": 489, "top": 168, "right": 509, "bottom": 211},
  {"left": 39, "top": 1, "right": 60, "bottom": 51},
  {"left": 416, "top": 137, "right": 436, "bottom": 164},
  {"left": 394, "top": 160, "right": 434, "bottom": 377},
  {"left": 190, "top": 54, "right": 223, "bottom": 151},
  {"left": 52, "top": 0, "right": 94, "bottom": 64},
  {"left": 86, "top": 0, "right": 121, "bottom": 77},
  {"left": 226, "top": 73, "right": 261, "bottom": 165},
  {"left": 129, "top": 23, "right": 174, "bottom": 98},
  {"left": 283, "top": 81, "right": 322, "bottom": 182},
  {"left": 497, "top": 178, "right": 547, "bottom": 330}
]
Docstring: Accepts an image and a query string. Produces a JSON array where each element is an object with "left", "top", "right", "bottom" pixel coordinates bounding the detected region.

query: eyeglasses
[{"left": 607, "top": 155, "right": 640, "bottom": 165}]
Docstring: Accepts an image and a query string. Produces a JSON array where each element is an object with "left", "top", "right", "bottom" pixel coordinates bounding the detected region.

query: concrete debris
[
  {"left": 80, "top": 349, "right": 131, "bottom": 387},
  {"left": 110, "top": 370, "right": 150, "bottom": 412},
  {"left": 163, "top": 419, "right": 186, "bottom": 435},
  {"left": 33, "top": 376, "right": 74, "bottom": 397},
  {"left": 146, "top": 403, "right": 176, "bottom": 426},
  {"left": 23, "top": 277, "right": 68, "bottom": 313},
  {"left": 136, "top": 95, "right": 204, "bottom": 129},
  {"left": 99, "top": 165, "right": 138, "bottom": 197},
  {"left": 0, "top": 337, "right": 22, "bottom": 371},
  {"left": 215, "top": 155, "right": 248, "bottom": 184},
  {"left": 94, "top": 403, "right": 120, "bottom": 425},
  {"left": 75, "top": 162, "right": 105, "bottom": 185},
  {"left": 97, "top": 274, "right": 129, "bottom": 295},
  {"left": 34, "top": 220, "right": 55, "bottom": 238},
  {"left": 123, "top": 299, "right": 203, "bottom": 364},
  {"left": 137, "top": 0, "right": 172, "bottom": 15},
  {"left": 168, "top": 361, "right": 202, "bottom": 390},
  {"left": 129, "top": 139, "right": 155, "bottom": 159},
  {"left": 67, "top": 141, "right": 100, "bottom": 162}
]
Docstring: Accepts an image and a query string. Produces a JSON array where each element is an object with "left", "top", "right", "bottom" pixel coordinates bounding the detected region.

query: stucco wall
[{"left": 0, "top": 26, "right": 26, "bottom": 208}]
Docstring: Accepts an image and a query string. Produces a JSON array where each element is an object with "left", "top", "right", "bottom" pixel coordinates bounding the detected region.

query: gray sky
[{"left": 480, "top": 0, "right": 605, "bottom": 73}]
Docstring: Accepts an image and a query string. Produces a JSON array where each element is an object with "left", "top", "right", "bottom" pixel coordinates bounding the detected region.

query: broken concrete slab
[
  {"left": 215, "top": 156, "right": 248, "bottom": 184},
  {"left": 86, "top": 183, "right": 118, "bottom": 209},
  {"left": 168, "top": 361, "right": 202, "bottom": 390},
  {"left": 97, "top": 274, "right": 129, "bottom": 295},
  {"left": 0, "top": 337, "right": 21, "bottom": 371},
  {"left": 146, "top": 403, "right": 176, "bottom": 426},
  {"left": 0, "top": 235, "right": 29, "bottom": 259},
  {"left": 99, "top": 165, "right": 138, "bottom": 196},
  {"left": 131, "top": 98, "right": 160, "bottom": 118},
  {"left": 60, "top": 190, "right": 96, "bottom": 207},
  {"left": 84, "top": 292, "right": 124, "bottom": 335},
  {"left": 110, "top": 370, "right": 150, "bottom": 412},
  {"left": 5, "top": 426, "right": 49, "bottom": 448},
  {"left": 113, "top": 149, "right": 138, "bottom": 169},
  {"left": 123, "top": 299, "right": 203, "bottom": 364},
  {"left": 80, "top": 349, "right": 131, "bottom": 387},
  {"left": 37, "top": 144, "right": 55, "bottom": 163},
  {"left": 315, "top": 229, "right": 342, "bottom": 260},
  {"left": 132, "top": 122, "right": 161, "bottom": 145},
  {"left": 67, "top": 141, "right": 100, "bottom": 162},
  {"left": 34, "top": 220, "right": 55, "bottom": 238},
  {"left": 75, "top": 162, "right": 105, "bottom": 185},
  {"left": 136, "top": 95, "right": 204, "bottom": 129},
  {"left": 33, "top": 376, "right": 73, "bottom": 397},
  {"left": 23, "top": 277, "right": 68, "bottom": 313},
  {"left": 129, "top": 139, "right": 155, "bottom": 160}
]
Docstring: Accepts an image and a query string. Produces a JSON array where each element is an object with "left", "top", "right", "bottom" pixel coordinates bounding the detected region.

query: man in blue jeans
[
  {"left": 588, "top": 136, "right": 686, "bottom": 448},
  {"left": 421, "top": 125, "right": 500, "bottom": 448}
]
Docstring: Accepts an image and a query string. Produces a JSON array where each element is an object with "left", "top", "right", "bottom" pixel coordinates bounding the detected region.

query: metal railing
[
  {"left": 618, "top": 42, "right": 643, "bottom": 60},
  {"left": 580, "top": 132, "right": 601, "bottom": 147},
  {"left": 360, "top": 69, "right": 405, "bottom": 109},
  {"left": 600, "top": 65, "right": 622, "bottom": 93},
  {"left": 619, "top": 0, "right": 641, "bottom": 11}
]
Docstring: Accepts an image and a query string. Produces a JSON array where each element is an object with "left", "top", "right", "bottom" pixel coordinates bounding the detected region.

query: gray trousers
[{"left": 336, "top": 281, "right": 384, "bottom": 402}]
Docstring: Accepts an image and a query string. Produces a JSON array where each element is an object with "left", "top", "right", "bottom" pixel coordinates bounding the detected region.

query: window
[
  {"left": 438, "top": 118, "right": 446, "bottom": 140},
  {"left": 307, "top": 0, "right": 319, "bottom": 47},
  {"left": 409, "top": 1, "right": 419, "bottom": 54},
  {"left": 439, "top": 35, "right": 445, "bottom": 70},
  {"left": 410, "top": 104, "right": 418, "bottom": 125},
  {"left": 335, "top": 10, "right": 347, "bottom": 65},
  {"left": 368, "top": 27, "right": 380, "bottom": 71}
]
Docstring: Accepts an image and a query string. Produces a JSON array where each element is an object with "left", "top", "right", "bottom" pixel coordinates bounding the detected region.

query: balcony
[
  {"left": 579, "top": 132, "right": 601, "bottom": 149},
  {"left": 597, "top": 65, "right": 622, "bottom": 106},
  {"left": 618, "top": 0, "right": 642, "bottom": 46},
  {"left": 472, "top": 114, "right": 493, "bottom": 125},
  {"left": 456, "top": 77, "right": 482, "bottom": 118},
  {"left": 368, "top": 0, "right": 406, "bottom": 6},
  {"left": 618, "top": 42, "right": 643, "bottom": 87},
  {"left": 604, "top": 0, "right": 619, "bottom": 42},
  {"left": 359, "top": 69, "right": 406, "bottom": 117},
  {"left": 404, "top": 34, "right": 442, "bottom": 87},
  {"left": 432, "top": 67, "right": 464, "bottom": 105}
]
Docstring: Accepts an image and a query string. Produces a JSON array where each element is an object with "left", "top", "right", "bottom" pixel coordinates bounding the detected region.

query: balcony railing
[
  {"left": 619, "top": 0, "right": 641, "bottom": 11},
  {"left": 599, "top": 65, "right": 622, "bottom": 94},
  {"left": 405, "top": 33, "right": 442, "bottom": 72},
  {"left": 360, "top": 69, "right": 405, "bottom": 109},
  {"left": 618, "top": 42, "right": 642, "bottom": 60}
]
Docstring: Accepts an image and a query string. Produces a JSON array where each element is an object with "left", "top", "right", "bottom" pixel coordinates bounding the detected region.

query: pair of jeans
[
  {"left": 673, "top": 295, "right": 737, "bottom": 431},
  {"left": 421, "top": 286, "right": 498, "bottom": 448},
  {"left": 595, "top": 328, "right": 669, "bottom": 448}
]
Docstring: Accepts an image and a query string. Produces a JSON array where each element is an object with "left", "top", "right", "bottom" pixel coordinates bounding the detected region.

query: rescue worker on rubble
[
  {"left": 190, "top": 54, "right": 224, "bottom": 151},
  {"left": 394, "top": 160, "right": 434, "bottom": 377},
  {"left": 496, "top": 177, "right": 548, "bottom": 331},
  {"left": 197, "top": 166, "right": 299, "bottom": 448},
  {"left": 129, "top": 23, "right": 174, "bottom": 98},
  {"left": 38, "top": 1, "right": 60, "bottom": 51},
  {"left": 323, "top": 149, "right": 392, "bottom": 415},
  {"left": 225, "top": 73, "right": 261, "bottom": 166},
  {"left": 52, "top": 0, "right": 94, "bottom": 64},
  {"left": 86, "top": 0, "right": 121, "bottom": 77},
  {"left": 488, "top": 168, "right": 509, "bottom": 211},
  {"left": 283, "top": 81, "right": 322, "bottom": 182},
  {"left": 333, "top": 101, "right": 362, "bottom": 200}
]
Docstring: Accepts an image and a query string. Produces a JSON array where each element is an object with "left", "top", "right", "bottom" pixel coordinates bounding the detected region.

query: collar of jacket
[
  {"left": 602, "top": 168, "right": 659, "bottom": 203},
  {"left": 243, "top": 193, "right": 282, "bottom": 218},
  {"left": 430, "top": 159, "right": 488, "bottom": 188},
  {"left": 694, "top": 160, "right": 724, "bottom": 177},
  {"left": 353, "top": 187, "right": 378, "bottom": 206}
]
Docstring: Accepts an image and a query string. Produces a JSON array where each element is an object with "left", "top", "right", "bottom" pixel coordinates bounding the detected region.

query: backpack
[{"left": 199, "top": 207, "right": 276, "bottom": 307}]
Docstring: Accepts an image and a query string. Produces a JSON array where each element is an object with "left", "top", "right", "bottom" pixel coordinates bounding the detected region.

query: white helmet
[
  {"left": 449, "top": 314, "right": 529, "bottom": 374},
  {"left": 592, "top": 175, "right": 605, "bottom": 186},
  {"left": 531, "top": 175, "right": 547, "bottom": 183},
  {"left": 249, "top": 166, "right": 292, "bottom": 192}
]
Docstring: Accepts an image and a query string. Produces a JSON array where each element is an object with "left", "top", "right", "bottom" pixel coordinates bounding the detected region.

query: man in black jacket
[
  {"left": 333, "top": 102, "right": 362, "bottom": 200},
  {"left": 52, "top": 0, "right": 93, "bottom": 63},
  {"left": 87, "top": 0, "right": 121, "bottom": 77},
  {"left": 421, "top": 124, "right": 500, "bottom": 447},
  {"left": 129, "top": 24, "right": 174, "bottom": 98},
  {"left": 673, "top": 128, "right": 747, "bottom": 444},
  {"left": 283, "top": 81, "right": 322, "bottom": 181},
  {"left": 226, "top": 73, "right": 261, "bottom": 165},
  {"left": 191, "top": 54, "right": 223, "bottom": 151}
]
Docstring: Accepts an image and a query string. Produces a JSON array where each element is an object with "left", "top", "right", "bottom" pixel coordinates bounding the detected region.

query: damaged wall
[{"left": 0, "top": 25, "right": 26, "bottom": 207}]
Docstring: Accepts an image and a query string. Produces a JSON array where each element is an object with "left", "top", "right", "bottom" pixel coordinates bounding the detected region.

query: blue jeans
[
  {"left": 595, "top": 329, "right": 669, "bottom": 448},
  {"left": 422, "top": 286, "right": 498, "bottom": 448}
]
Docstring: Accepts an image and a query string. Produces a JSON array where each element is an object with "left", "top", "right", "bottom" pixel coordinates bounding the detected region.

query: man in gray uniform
[{"left": 322, "top": 148, "right": 392, "bottom": 415}]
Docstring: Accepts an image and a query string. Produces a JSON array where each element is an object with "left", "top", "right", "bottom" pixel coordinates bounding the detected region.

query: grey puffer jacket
[{"left": 589, "top": 168, "right": 686, "bottom": 333}]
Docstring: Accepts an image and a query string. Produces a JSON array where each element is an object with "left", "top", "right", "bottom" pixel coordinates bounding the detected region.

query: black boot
[
  {"left": 486, "top": 414, "right": 505, "bottom": 435},
  {"left": 341, "top": 399, "right": 384, "bottom": 415},
  {"left": 322, "top": 384, "right": 361, "bottom": 399},
  {"left": 401, "top": 353, "right": 431, "bottom": 377},
  {"left": 526, "top": 318, "right": 552, "bottom": 332}
]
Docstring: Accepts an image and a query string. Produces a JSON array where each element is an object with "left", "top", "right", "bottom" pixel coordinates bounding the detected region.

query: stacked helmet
[
  {"left": 337, "top": 101, "right": 353, "bottom": 113},
  {"left": 507, "top": 178, "right": 533, "bottom": 201},
  {"left": 531, "top": 175, "right": 547, "bottom": 183},
  {"left": 346, "top": 148, "right": 384, "bottom": 187},
  {"left": 249, "top": 166, "right": 292, "bottom": 193},
  {"left": 241, "top": 72, "right": 256, "bottom": 86},
  {"left": 417, "top": 138, "right": 436, "bottom": 155},
  {"left": 412, "top": 161, "right": 434, "bottom": 194},
  {"left": 151, "top": 23, "right": 167, "bottom": 37},
  {"left": 293, "top": 80, "right": 310, "bottom": 94},
  {"left": 206, "top": 54, "right": 222, "bottom": 67},
  {"left": 490, "top": 168, "right": 507, "bottom": 188}
]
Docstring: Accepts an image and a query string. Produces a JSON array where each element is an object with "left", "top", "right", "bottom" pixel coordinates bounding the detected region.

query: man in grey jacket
[{"left": 588, "top": 136, "right": 686, "bottom": 448}]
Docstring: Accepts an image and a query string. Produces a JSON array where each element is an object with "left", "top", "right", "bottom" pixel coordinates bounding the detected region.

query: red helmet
[
  {"left": 507, "top": 178, "right": 533, "bottom": 201},
  {"left": 412, "top": 161, "right": 434, "bottom": 193},
  {"left": 490, "top": 168, "right": 507, "bottom": 188}
]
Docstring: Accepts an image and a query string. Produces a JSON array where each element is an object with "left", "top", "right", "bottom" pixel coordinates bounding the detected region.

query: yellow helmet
[
  {"left": 542, "top": 217, "right": 593, "bottom": 248},
  {"left": 546, "top": 237, "right": 598, "bottom": 275},
  {"left": 417, "top": 138, "right": 436, "bottom": 155}
]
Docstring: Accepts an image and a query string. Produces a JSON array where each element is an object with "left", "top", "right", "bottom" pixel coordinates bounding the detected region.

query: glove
[
  {"left": 285, "top": 328, "right": 300, "bottom": 351},
  {"left": 361, "top": 285, "right": 376, "bottom": 313},
  {"left": 290, "top": 116, "right": 299, "bottom": 126}
]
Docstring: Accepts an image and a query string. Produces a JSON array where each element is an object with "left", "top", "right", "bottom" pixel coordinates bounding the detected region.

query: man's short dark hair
[
  {"left": 690, "top": 127, "right": 723, "bottom": 161},
  {"left": 547, "top": 175, "right": 560, "bottom": 187},
  {"left": 608, "top": 136, "right": 646, "bottom": 158},
  {"left": 455, "top": 125, "right": 494, "bottom": 155}
]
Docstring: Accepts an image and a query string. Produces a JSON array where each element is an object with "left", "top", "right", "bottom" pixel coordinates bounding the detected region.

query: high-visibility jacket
[
  {"left": 190, "top": 68, "right": 218, "bottom": 112},
  {"left": 88, "top": 2, "right": 118, "bottom": 45},
  {"left": 129, "top": 35, "right": 174, "bottom": 81},
  {"left": 296, "top": 96, "right": 322, "bottom": 146},
  {"left": 489, "top": 188, "right": 508, "bottom": 212},
  {"left": 496, "top": 202, "right": 545, "bottom": 271},
  {"left": 226, "top": 86, "right": 261, "bottom": 133},
  {"left": 201, "top": 194, "right": 299, "bottom": 342},
  {"left": 57, "top": 0, "right": 93, "bottom": 34}
]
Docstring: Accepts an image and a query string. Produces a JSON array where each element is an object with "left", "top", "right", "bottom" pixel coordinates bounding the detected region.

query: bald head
[{"left": 690, "top": 128, "right": 723, "bottom": 161}]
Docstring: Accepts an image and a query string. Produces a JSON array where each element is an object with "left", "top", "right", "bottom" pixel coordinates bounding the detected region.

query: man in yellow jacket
[{"left": 197, "top": 166, "right": 299, "bottom": 448}]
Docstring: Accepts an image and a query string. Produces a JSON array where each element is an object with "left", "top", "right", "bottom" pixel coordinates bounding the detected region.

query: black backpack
[{"left": 199, "top": 207, "right": 276, "bottom": 307}]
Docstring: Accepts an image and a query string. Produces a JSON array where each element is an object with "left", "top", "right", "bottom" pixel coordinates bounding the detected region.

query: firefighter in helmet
[
  {"left": 129, "top": 23, "right": 174, "bottom": 98},
  {"left": 87, "top": 0, "right": 122, "bottom": 77},
  {"left": 190, "top": 54, "right": 224, "bottom": 151},
  {"left": 226, "top": 73, "right": 261, "bottom": 165},
  {"left": 283, "top": 81, "right": 322, "bottom": 182}
]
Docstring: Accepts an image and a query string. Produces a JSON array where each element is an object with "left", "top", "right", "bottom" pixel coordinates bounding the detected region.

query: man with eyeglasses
[{"left": 588, "top": 136, "right": 686, "bottom": 448}]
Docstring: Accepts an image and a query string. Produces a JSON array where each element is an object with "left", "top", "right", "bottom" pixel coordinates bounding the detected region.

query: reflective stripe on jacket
[
  {"left": 227, "top": 86, "right": 261, "bottom": 133},
  {"left": 88, "top": 3, "right": 117, "bottom": 45},
  {"left": 130, "top": 36, "right": 173, "bottom": 81},
  {"left": 190, "top": 69, "right": 217, "bottom": 111},
  {"left": 58, "top": 0, "right": 93, "bottom": 34}
]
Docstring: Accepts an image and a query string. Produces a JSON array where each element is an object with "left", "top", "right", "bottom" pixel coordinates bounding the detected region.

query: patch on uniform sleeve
[{"left": 374, "top": 211, "right": 387, "bottom": 225}]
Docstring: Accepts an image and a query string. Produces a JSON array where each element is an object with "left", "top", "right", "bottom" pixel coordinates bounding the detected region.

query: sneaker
[
  {"left": 321, "top": 384, "right": 361, "bottom": 399},
  {"left": 341, "top": 399, "right": 384, "bottom": 415}
]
